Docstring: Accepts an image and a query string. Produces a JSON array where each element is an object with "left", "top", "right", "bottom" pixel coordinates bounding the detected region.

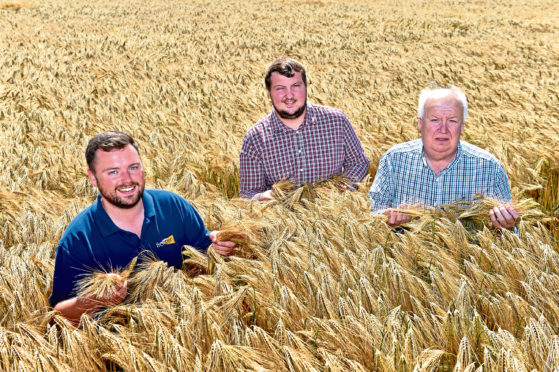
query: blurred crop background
[{"left": 1, "top": 0, "right": 558, "bottom": 370}]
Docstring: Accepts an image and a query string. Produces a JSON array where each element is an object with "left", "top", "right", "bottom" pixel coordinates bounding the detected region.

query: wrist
[{"left": 75, "top": 295, "right": 103, "bottom": 314}]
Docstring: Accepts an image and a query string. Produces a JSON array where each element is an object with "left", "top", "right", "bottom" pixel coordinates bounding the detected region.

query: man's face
[
  {"left": 87, "top": 144, "right": 145, "bottom": 209},
  {"left": 268, "top": 71, "right": 307, "bottom": 120},
  {"left": 418, "top": 95, "right": 464, "bottom": 164}
]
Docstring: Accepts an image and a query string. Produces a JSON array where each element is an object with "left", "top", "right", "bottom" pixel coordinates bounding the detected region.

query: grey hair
[{"left": 417, "top": 86, "right": 468, "bottom": 122}]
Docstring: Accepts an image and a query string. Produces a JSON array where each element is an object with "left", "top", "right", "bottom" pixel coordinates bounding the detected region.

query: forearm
[
  {"left": 53, "top": 296, "right": 102, "bottom": 324},
  {"left": 240, "top": 188, "right": 261, "bottom": 199},
  {"left": 343, "top": 158, "right": 370, "bottom": 183},
  {"left": 341, "top": 117, "right": 369, "bottom": 183},
  {"left": 240, "top": 189, "right": 273, "bottom": 201}
]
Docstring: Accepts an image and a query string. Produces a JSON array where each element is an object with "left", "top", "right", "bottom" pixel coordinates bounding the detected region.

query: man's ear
[
  {"left": 417, "top": 117, "right": 423, "bottom": 132},
  {"left": 87, "top": 169, "right": 98, "bottom": 188}
]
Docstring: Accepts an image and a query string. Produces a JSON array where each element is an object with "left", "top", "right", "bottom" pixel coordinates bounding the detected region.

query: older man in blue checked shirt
[
  {"left": 50, "top": 131, "right": 236, "bottom": 325},
  {"left": 369, "top": 86, "right": 519, "bottom": 229}
]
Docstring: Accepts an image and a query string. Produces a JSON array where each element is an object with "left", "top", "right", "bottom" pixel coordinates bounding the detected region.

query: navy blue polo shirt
[{"left": 49, "top": 189, "right": 211, "bottom": 307}]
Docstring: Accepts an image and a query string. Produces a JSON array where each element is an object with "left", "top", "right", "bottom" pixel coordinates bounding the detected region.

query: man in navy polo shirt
[{"left": 50, "top": 131, "right": 235, "bottom": 324}]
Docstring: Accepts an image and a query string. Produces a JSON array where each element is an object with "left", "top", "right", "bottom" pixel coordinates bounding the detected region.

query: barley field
[{"left": 1, "top": 0, "right": 559, "bottom": 370}]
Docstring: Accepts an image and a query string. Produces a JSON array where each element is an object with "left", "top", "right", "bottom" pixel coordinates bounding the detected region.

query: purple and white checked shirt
[{"left": 240, "top": 103, "right": 369, "bottom": 198}]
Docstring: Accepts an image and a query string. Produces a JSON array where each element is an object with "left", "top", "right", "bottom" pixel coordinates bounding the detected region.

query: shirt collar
[
  {"left": 92, "top": 190, "right": 155, "bottom": 238},
  {"left": 421, "top": 141, "right": 463, "bottom": 173},
  {"left": 270, "top": 102, "right": 314, "bottom": 133}
]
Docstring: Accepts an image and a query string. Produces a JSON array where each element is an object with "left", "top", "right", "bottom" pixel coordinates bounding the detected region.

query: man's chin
[
  {"left": 277, "top": 110, "right": 304, "bottom": 120},
  {"left": 274, "top": 102, "right": 306, "bottom": 120},
  {"left": 102, "top": 191, "right": 143, "bottom": 209}
]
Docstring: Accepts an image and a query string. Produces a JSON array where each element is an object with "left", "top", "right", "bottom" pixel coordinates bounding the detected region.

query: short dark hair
[
  {"left": 264, "top": 57, "right": 307, "bottom": 90},
  {"left": 85, "top": 131, "right": 140, "bottom": 171}
]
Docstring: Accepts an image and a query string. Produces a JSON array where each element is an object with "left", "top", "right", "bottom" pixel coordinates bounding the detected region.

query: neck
[
  {"left": 101, "top": 198, "right": 144, "bottom": 237},
  {"left": 424, "top": 151, "right": 457, "bottom": 175},
  {"left": 276, "top": 108, "right": 306, "bottom": 130}
]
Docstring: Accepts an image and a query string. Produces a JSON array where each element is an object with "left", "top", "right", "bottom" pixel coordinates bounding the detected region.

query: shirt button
[{"left": 300, "top": 169, "right": 303, "bottom": 172}]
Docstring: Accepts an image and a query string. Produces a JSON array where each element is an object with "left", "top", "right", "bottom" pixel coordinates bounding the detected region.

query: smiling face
[
  {"left": 87, "top": 144, "right": 145, "bottom": 209},
  {"left": 418, "top": 94, "right": 464, "bottom": 168},
  {"left": 268, "top": 71, "right": 307, "bottom": 120}
]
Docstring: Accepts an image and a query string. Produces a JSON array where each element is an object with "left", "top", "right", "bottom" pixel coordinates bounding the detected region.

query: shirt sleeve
[
  {"left": 240, "top": 131, "right": 268, "bottom": 198},
  {"left": 49, "top": 239, "right": 93, "bottom": 307},
  {"left": 492, "top": 163, "right": 512, "bottom": 203},
  {"left": 178, "top": 199, "right": 212, "bottom": 252},
  {"left": 369, "top": 152, "right": 395, "bottom": 214},
  {"left": 341, "top": 116, "right": 369, "bottom": 183}
]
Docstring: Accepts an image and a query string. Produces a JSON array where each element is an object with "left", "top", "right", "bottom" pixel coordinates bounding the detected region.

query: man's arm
[
  {"left": 369, "top": 154, "right": 395, "bottom": 214},
  {"left": 53, "top": 275, "right": 127, "bottom": 326},
  {"left": 488, "top": 165, "right": 519, "bottom": 229},
  {"left": 240, "top": 133, "right": 272, "bottom": 199},
  {"left": 50, "top": 239, "right": 128, "bottom": 324},
  {"left": 341, "top": 117, "right": 369, "bottom": 183},
  {"left": 368, "top": 153, "right": 413, "bottom": 227},
  {"left": 175, "top": 196, "right": 237, "bottom": 255}
]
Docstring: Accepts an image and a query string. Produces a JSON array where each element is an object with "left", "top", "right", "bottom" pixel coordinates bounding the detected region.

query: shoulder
[
  {"left": 243, "top": 112, "right": 274, "bottom": 142},
  {"left": 460, "top": 141, "right": 503, "bottom": 165},
  {"left": 145, "top": 189, "right": 193, "bottom": 208},
  {"left": 59, "top": 203, "right": 96, "bottom": 241},
  {"left": 384, "top": 139, "right": 423, "bottom": 157},
  {"left": 308, "top": 103, "right": 347, "bottom": 120}
]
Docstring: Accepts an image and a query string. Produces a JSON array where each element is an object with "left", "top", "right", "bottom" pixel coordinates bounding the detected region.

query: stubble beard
[
  {"left": 97, "top": 176, "right": 145, "bottom": 209},
  {"left": 274, "top": 99, "right": 307, "bottom": 120}
]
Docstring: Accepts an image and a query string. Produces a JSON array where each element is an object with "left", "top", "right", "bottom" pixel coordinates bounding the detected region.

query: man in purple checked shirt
[{"left": 240, "top": 57, "right": 370, "bottom": 200}]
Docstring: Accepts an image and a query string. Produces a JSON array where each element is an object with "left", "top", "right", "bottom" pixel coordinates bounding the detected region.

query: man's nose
[{"left": 121, "top": 170, "right": 133, "bottom": 183}]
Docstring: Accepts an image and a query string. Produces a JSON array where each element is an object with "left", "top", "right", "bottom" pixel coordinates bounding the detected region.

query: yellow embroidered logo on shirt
[{"left": 163, "top": 235, "right": 175, "bottom": 245}]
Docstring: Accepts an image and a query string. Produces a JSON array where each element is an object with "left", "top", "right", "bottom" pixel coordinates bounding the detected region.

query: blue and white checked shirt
[{"left": 369, "top": 139, "right": 512, "bottom": 213}]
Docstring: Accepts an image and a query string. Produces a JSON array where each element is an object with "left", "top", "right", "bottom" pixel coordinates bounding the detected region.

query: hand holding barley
[
  {"left": 384, "top": 203, "right": 413, "bottom": 227},
  {"left": 209, "top": 231, "right": 237, "bottom": 256},
  {"left": 489, "top": 205, "right": 520, "bottom": 230},
  {"left": 78, "top": 272, "right": 128, "bottom": 308}
]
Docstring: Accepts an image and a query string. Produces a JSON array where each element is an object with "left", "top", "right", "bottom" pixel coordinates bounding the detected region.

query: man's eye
[
  {"left": 130, "top": 166, "right": 139, "bottom": 170},
  {"left": 108, "top": 170, "right": 117, "bottom": 175}
]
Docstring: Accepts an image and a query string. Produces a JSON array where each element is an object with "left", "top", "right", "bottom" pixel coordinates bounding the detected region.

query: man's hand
[
  {"left": 489, "top": 205, "right": 520, "bottom": 230},
  {"left": 384, "top": 203, "right": 412, "bottom": 227},
  {"left": 54, "top": 273, "right": 127, "bottom": 325},
  {"left": 209, "top": 231, "right": 236, "bottom": 256},
  {"left": 256, "top": 190, "right": 274, "bottom": 201},
  {"left": 94, "top": 273, "right": 128, "bottom": 307}
]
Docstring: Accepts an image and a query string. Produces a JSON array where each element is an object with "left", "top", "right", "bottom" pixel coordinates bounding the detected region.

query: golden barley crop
[{"left": 1, "top": 0, "right": 559, "bottom": 370}]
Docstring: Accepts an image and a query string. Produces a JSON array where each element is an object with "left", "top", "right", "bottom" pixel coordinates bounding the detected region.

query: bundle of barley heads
[
  {"left": 271, "top": 175, "right": 355, "bottom": 209},
  {"left": 75, "top": 257, "right": 137, "bottom": 302}
]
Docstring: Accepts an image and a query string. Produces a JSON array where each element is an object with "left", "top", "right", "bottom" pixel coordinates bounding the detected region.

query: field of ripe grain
[{"left": 1, "top": 0, "right": 559, "bottom": 370}]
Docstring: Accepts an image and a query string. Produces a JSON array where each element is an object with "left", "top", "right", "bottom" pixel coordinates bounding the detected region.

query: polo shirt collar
[
  {"left": 270, "top": 102, "right": 314, "bottom": 133},
  {"left": 421, "top": 141, "right": 463, "bottom": 173},
  {"left": 142, "top": 190, "right": 156, "bottom": 220},
  {"left": 91, "top": 190, "right": 155, "bottom": 238}
]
